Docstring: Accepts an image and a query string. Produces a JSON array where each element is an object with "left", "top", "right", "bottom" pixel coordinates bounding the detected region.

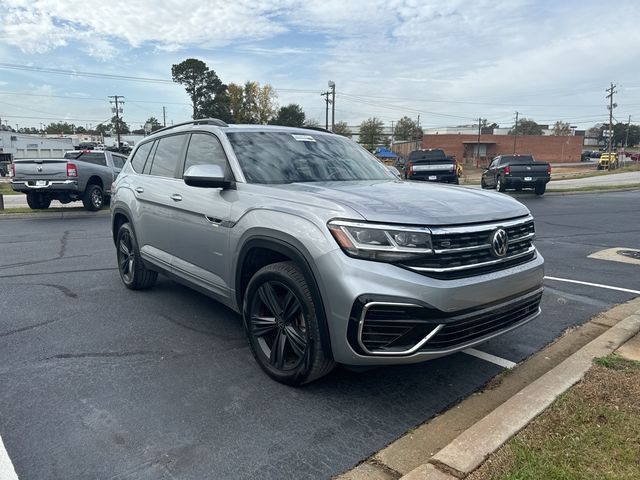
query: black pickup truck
[
  {"left": 404, "top": 149, "right": 459, "bottom": 184},
  {"left": 481, "top": 154, "right": 551, "bottom": 195}
]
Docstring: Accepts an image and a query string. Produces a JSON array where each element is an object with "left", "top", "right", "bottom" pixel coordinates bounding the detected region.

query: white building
[{"left": 0, "top": 132, "right": 74, "bottom": 160}]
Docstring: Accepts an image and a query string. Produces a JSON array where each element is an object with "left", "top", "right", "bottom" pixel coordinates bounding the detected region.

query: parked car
[
  {"left": 77, "top": 141, "right": 98, "bottom": 150},
  {"left": 624, "top": 151, "right": 640, "bottom": 161},
  {"left": 591, "top": 151, "right": 601, "bottom": 158},
  {"left": 481, "top": 154, "right": 551, "bottom": 195},
  {"left": 597, "top": 153, "right": 618, "bottom": 170},
  {"left": 581, "top": 151, "right": 593, "bottom": 162},
  {"left": 404, "top": 149, "right": 459, "bottom": 184},
  {"left": 10, "top": 150, "right": 127, "bottom": 210},
  {"left": 110, "top": 119, "right": 544, "bottom": 385}
]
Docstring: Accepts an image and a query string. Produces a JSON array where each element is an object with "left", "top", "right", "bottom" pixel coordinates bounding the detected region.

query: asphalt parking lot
[{"left": 1, "top": 190, "right": 639, "bottom": 480}]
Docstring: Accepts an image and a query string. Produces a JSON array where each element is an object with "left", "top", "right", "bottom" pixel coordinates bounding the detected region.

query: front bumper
[{"left": 315, "top": 248, "right": 544, "bottom": 365}]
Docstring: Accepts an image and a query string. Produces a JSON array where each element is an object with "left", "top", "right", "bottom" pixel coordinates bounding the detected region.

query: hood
[{"left": 273, "top": 180, "right": 530, "bottom": 226}]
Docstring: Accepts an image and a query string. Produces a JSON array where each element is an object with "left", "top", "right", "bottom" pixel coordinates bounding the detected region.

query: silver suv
[{"left": 111, "top": 119, "right": 544, "bottom": 385}]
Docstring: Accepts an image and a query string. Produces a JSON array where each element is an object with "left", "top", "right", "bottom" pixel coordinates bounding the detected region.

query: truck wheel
[
  {"left": 83, "top": 184, "right": 104, "bottom": 211},
  {"left": 244, "top": 261, "right": 335, "bottom": 386},
  {"left": 535, "top": 184, "right": 546, "bottom": 196},
  {"left": 26, "top": 192, "right": 51, "bottom": 209},
  {"left": 116, "top": 223, "right": 157, "bottom": 290},
  {"left": 496, "top": 176, "right": 506, "bottom": 192},
  {"left": 480, "top": 178, "right": 487, "bottom": 189}
]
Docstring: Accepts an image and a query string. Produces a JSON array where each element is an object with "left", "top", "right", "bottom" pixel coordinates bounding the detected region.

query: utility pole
[
  {"left": 162, "top": 106, "right": 167, "bottom": 127},
  {"left": 328, "top": 81, "right": 335, "bottom": 131},
  {"left": 416, "top": 114, "right": 421, "bottom": 149},
  {"left": 512, "top": 111, "right": 519, "bottom": 154},
  {"left": 321, "top": 90, "right": 331, "bottom": 130},
  {"left": 476, "top": 117, "right": 482, "bottom": 167},
  {"left": 623, "top": 114, "right": 631, "bottom": 167},
  {"left": 391, "top": 120, "right": 395, "bottom": 148},
  {"left": 606, "top": 83, "right": 617, "bottom": 170},
  {"left": 108, "top": 95, "right": 125, "bottom": 149}
]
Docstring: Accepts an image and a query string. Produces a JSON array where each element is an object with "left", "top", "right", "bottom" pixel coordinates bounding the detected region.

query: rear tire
[
  {"left": 83, "top": 184, "right": 104, "bottom": 211},
  {"left": 244, "top": 261, "right": 335, "bottom": 386},
  {"left": 535, "top": 184, "right": 546, "bottom": 196},
  {"left": 116, "top": 223, "right": 157, "bottom": 290},
  {"left": 26, "top": 192, "right": 51, "bottom": 209},
  {"left": 480, "top": 178, "right": 487, "bottom": 189},
  {"left": 496, "top": 176, "right": 506, "bottom": 192}
]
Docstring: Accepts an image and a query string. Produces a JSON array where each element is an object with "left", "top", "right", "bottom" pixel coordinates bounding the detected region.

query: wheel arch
[{"left": 236, "top": 236, "right": 334, "bottom": 360}]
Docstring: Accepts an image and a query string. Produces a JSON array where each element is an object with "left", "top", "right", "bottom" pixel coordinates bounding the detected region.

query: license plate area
[
  {"left": 524, "top": 176, "right": 533, "bottom": 181},
  {"left": 35, "top": 180, "right": 47, "bottom": 186},
  {"left": 428, "top": 175, "right": 437, "bottom": 181}
]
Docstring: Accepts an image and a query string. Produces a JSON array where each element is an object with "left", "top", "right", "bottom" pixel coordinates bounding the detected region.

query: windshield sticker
[{"left": 291, "top": 134, "right": 316, "bottom": 142}]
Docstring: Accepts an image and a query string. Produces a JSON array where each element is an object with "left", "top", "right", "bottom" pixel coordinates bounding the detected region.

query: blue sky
[{"left": 0, "top": 0, "right": 639, "bottom": 131}]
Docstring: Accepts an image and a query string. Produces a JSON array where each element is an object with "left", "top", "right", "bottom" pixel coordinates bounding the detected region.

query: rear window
[
  {"left": 501, "top": 155, "right": 534, "bottom": 163},
  {"left": 64, "top": 152, "right": 106, "bottom": 166},
  {"left": 408, "top": 150, "right": 447, "bottom": 162}
]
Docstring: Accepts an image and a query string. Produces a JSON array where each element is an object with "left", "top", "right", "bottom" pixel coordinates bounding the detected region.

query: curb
[
  {"left": 0, "top": 209, "right": 110, "bottom": 220},
  {"left": 402, "top": 308, "right": 640, "bottom": 479}
]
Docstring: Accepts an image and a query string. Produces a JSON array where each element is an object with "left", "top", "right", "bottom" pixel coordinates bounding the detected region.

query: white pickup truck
[{"left": 10, "top": 150, "right": 127, "bottom": 211}]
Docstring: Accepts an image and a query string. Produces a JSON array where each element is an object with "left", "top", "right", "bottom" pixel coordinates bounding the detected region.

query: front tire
[
  {"left": 83, "top": 184, "right": 104, "bottom": 211},
  {"left": 116, "top": 223, "right": 157, "bottom": 290},
  {"left": 244, "top": 261, "right": 335, "bottom": 386},
  {"left": 26, "top": 192, "right": 51, "bottom": 209}
]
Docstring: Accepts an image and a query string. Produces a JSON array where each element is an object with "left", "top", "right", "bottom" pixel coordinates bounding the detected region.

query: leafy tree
[
  {"left": 228, "top": 83, "right": 245, "bottom": 123},
  {"left": 587, "top": 124, "right": 602, "bottom": 139},
  {"left": 256, "top": 84, "right": 278, "bottom": 124},
  {"left": 304, "top": 118, "right": 320, "bottom": 128},
  {"left": 145, "top": 117, "right": 162, "bottom": 131},
  {"left": 613, "top": 122, "right": 640, "bottom": 147},
  {"left": 332, "top": 121, "right": 352, "bottom": 138},
  {"left": 393, "top": 116, "right": 422, "bottom": 141},
  {"left": 552, "top": 121, "right": 572, "bottom": 136},
  {"left": 271, "top": 104, "right": 306, "bottom": 127},
  {"left": 110, "top": 115, "right": 130, "bottom": 134},
  {"left": 75, "top": 126, "right": 87, "bottom": 134},
  {"left": 95, "top": 123, "right": 110, "bottom": 135},
  {"left": 45, "top": 122, "right": 75, "bottom": 134},
  {"left": 171, "top": 58, "right": 228, "bottom": 119},
  {"left": 509, "top": 118, "right": 543, "bottom": 136},
  {"left": 359, "top": 117, "right": 385, "bottom": 150}
]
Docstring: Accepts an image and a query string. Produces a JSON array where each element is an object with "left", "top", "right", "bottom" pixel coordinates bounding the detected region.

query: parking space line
[
  {"left": 544, "top": 276, "right": 640, "bottom": 295},
  {"left": 463, "top": 348, "right": 517, "bottom": 369},
  {"left": 0, "top": 435, "right": 19, "bottom": 480}
]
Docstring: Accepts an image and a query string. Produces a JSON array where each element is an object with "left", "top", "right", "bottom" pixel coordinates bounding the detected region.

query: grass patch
[
  {"left": 0, "top": 182, "right": 20, "bottom": 195},
  {"left": 0, "top": 206, "right": 108, "bottom": 215},
  {"left": 468, "top": 354, "right": 640, "bottom": 480}
]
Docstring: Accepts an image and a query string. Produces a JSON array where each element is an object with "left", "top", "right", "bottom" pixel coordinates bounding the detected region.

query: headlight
[{"left": 327, "top": 220, "right": 433, "bottom": 262}]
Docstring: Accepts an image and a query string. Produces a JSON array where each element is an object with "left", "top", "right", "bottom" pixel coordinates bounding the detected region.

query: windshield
[{"left": 227, "top": 131, "right": 393, "bottom": 184}]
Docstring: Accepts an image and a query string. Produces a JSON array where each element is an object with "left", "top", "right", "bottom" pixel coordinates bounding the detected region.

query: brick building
[{"left": 420, "top": 134, "right": 583, "bottom": 166}]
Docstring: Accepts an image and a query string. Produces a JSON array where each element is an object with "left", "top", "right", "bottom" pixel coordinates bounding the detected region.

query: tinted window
[
  {"left": 183, "top": 134, "right": 228, "bottom": 177},
  {"left": 112, "top": 155, "right": 126, "bottom": 169},
  {"left": 408, "top": 149, "right": 447, "bottom": 162},
  {"left": 64, "top": 152, "right": 106, "bottom": 166},
  {"left": 227, "top": 132, "right": 392, "bottom": 184},
  {"left": 148, "top": 135, "right": 186, "bottom": 178},
  {"left": 130, "top": 142, "right": 153, "bottom": 172}
]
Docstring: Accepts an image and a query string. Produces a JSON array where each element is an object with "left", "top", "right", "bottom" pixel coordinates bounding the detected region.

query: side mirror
[{"left": 184, "top": 164, "right": 232, "bottom": 189}]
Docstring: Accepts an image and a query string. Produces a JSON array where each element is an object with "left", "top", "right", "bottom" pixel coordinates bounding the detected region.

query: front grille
[
  {"left": 399, "top": 216, "right": 536, "bottom": 279},
  {"left": 350, "top": 289, "right": 542, "bottom": 355},
  {"left": 420, "top": 290, "right": 542, "bottom": 351}
]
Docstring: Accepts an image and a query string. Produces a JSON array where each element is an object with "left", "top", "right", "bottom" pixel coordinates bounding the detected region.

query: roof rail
[
  {"left": 301, "top": 126, "right": 333, "bottom": 134},
  {"left": 153, "top": 118, "right": 229, "bottom": 134}
]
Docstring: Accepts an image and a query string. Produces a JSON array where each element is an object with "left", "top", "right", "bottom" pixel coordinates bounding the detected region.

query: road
[
  {"left": 0, "top": 191, "right": 639, "bottom": 479},
  {"left": 548, "top": 170, "right": 640, "bottom": 189}
]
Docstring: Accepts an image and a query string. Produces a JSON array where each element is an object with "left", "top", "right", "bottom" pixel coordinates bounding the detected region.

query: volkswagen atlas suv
[{"left": 111, "top": 119, "right": 544, "bottom": 385}]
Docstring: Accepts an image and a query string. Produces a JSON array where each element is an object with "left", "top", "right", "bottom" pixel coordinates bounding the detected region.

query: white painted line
[
  {"left": 463, "top": 348, "right": 517, "bottom": 369},
  {"left": 0, "top": 435, "right": 19, "bottom": 480},
  {"left": 545, "top": 276, "right": 640, "bottom": 295}
]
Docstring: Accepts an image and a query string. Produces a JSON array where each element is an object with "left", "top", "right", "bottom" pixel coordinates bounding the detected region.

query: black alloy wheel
[
  {"left": 116, "top": 223, "right": 157, "bottom": 290},
  {"left": 250, "top": 281, "right": 308, "bottom": 371},
  {"left": 244, "top": 261, "right": 334, "bottom": 385}
]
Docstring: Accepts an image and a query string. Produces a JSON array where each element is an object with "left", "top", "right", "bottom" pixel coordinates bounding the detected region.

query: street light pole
[{"left": 328, "top": 81, "right": 335, "bottom": 131}]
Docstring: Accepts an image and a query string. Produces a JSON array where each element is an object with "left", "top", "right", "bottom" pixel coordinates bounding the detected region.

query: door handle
[
  {"left": 170, "top": 194, "right": 183, "bottom": 202},
  {"left": 135, "top": 187, "right": 144, "bottom": 194}
]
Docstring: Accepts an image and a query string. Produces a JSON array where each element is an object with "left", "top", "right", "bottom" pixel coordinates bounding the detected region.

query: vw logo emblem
[
  {"left": 37, "top": 166, "right": 43, "bottom": 172},
  {"left": 490, "top": 229, "right": 509, "bottom": 257}
]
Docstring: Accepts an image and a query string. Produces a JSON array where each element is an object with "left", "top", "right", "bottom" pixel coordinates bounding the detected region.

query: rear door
[
  {"left": 164, "top": 132, "right": 234, "bottom": 297},
  {"left": 13, "top": 159, "right": 68, "bottom": 183}
]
